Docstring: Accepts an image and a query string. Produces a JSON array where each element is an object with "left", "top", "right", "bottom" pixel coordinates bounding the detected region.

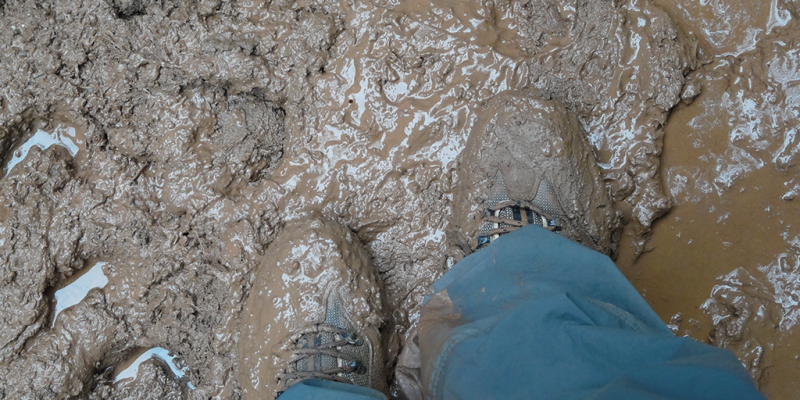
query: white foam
[{"left": 767, "top": 0, "right": 792, "bottom": 34}]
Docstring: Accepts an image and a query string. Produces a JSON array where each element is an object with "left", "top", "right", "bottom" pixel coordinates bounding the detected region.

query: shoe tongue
[
  {"left": 487, "top": 172, "right": 514, "bottom": 223},
  {"left": 294, "top": 298, "right": 346, "bottom": 373},
  {"left": 485, "top": 172, "right": 547, "bottom": 229},
  {"left": 294, "top": 331, "right": 339, "bottom": 373},
  {"left": 324, "top": 296, "right": 345, "bottom": 328}
]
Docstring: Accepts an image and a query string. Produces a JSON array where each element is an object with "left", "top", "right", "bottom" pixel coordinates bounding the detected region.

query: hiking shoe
[
  {"left": 238, "top": 218, "right": 387, "bottom": 399},
  {"left": 450, "top": 91, "right": 621, "bottom": 256}
]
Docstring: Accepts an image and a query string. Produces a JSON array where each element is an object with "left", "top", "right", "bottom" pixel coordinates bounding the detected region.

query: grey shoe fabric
[
  {"left": 278, "top": 296, "right": 376, "bottom": 394},
  {"left": 477, "top": 171, "right": 564, "bottom": 249}
]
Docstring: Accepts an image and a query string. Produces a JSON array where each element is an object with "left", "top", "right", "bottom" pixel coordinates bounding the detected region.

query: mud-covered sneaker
[
  {"left": 238, "top": 218, "right": 386, "bottom": 399},
  {"left": 475, "top": 171, "right": 565, "bottom": 249},
  {"left": 450, "top": 91, "right": 621, "bottom": 256}
]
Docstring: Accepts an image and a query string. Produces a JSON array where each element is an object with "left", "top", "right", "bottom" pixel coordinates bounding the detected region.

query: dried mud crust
[{"left": 0, "top": 0, "right": 695, "bottom": 398}]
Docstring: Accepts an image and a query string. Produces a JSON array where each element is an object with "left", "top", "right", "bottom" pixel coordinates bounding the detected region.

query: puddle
[
  {"left": 5, "top": 125, "right": 80, "bottom": 177},
  {"left": 50, "top": 261, "right": 108, "bottom": 327},
  {"left": 114, "top": 347, "right": 195, "bottom": 390}
]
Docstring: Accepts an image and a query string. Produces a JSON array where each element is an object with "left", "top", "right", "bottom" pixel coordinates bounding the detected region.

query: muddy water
[
  {"left": 0, "top": 0, "right": 793, "bottom": 399},
  {"left": 615, "top": 0, "right": 800, "bottom": 398},
  {"left": 5, "top": 125, "right": 81, "bottom": 177}
]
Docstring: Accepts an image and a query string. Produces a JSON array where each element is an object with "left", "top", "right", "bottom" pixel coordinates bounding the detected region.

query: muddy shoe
[
  {"left": 450, "top": 91, "right": 621, "bottom": 256},
  {"left": 239, "top": 218, "right": 386, "bottom": 399}
]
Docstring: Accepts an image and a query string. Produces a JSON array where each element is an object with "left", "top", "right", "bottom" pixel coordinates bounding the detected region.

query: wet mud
[
  {"left": 0, "top": 0, "right": 792, "bottom": 398},
  {"left": 615, "top": 0, "right": 800, "bottom": 398}
]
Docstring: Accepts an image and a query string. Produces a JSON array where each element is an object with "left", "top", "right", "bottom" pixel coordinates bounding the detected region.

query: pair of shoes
[{"left": 238, "top": 92, "right": 619, "bottom": 398}]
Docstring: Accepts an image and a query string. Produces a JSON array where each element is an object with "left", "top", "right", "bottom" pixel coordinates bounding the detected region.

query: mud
[
  {"left": 1, "top": 0, "right": 788, "bottom": 398},
  {"left": 110, "top": 351, "right": 189, "bottom": 399},
  {"left": 114, "top": 347, "right": 193, "bottom": 388},
  {"left": 615, "top": 1, "right": 800, "bottom": 398}
]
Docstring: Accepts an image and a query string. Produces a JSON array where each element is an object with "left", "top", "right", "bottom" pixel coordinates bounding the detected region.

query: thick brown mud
[{"left": 0, "top": 0, "right": 794, "bottom": 398}]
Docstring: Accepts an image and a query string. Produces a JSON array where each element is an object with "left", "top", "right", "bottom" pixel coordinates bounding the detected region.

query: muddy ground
[
  {"left": 0, "top": 0, "right": 796, "bottom": 398},
  {"left": 615, "top": 0, "right": 800, "bottom": 398}
]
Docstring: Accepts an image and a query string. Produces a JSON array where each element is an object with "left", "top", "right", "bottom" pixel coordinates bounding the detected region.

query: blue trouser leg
[
  {"left": 419, "top": 225, "right": 765, "bottom": 399},
  {"left": 278, "top": 379, "right": 388, "bottom": 400}
]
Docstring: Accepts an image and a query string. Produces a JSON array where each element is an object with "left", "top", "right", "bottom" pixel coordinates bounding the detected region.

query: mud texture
[
  {"left": 451, "top": 92, "right": 620, "bottom": 255},
  {"left": 100, "top": 356, "right": 187, "bottom": 400},
  {"left": 615, "top": 0, "right": 800, "bottom": 398},
  {"left": 0, "top": 0, "right": 699, "bottom": 398}
]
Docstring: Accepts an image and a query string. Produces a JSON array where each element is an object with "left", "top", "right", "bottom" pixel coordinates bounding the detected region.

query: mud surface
[
  {"left": 615, "top": 0, "right": 800, "bottom": 398},
  {"left": 0, "top": 0, "right": 792, "bottom": 398}
]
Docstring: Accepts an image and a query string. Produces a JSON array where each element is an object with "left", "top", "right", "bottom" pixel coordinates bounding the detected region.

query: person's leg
[
  {"left": 419, "top": 225, "right": 764, "bottom": 400},
  {"left": 278, "top": 379, "right": 387, "bottom": 400}
]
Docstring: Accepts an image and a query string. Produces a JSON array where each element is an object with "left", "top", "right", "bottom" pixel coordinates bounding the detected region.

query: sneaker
[
  {"left": 449, "top": 91, "right": 620, "bottom": 256},
  {"left": 238, "top": 218, "right": 387, "bottom": 399}
]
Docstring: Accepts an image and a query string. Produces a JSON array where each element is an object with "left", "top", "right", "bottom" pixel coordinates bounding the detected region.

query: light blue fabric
[
  {"left": 426, "top": 225, "right": 765, "bottom": 399},
  {"left": 280, "top": 225, "right": 765, "bottom": 400},
  {"left": 279, "top": 379, "right": 387, "bottom": 400}
]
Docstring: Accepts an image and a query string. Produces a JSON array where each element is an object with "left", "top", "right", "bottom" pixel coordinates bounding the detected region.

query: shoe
[
  {"left": 449, "top": 91, "right": 620, "bottom": 256},
  {"left": 474, "top": 171, "right": 564, "bottom": 249},
  {"left": 238, "top": 218, "right": 386, "bottom": 399}
]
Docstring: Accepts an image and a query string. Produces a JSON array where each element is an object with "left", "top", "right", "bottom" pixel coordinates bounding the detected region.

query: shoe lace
[
  {"left": 276, "top": 324, "right": 364, "bottom": 393},
  {"left": 478, "top": 200, "right": 561, "bottom": 248}
]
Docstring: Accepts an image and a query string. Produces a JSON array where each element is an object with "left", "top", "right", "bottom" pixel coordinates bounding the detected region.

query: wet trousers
[{"left": 279, "top": 225, "right": 766, "bottom": 400}]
